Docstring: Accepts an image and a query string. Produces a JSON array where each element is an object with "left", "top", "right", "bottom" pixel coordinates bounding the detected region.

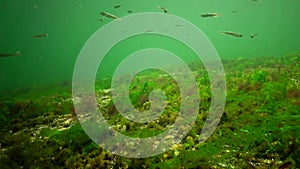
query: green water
[
  {"left": 1, "top": 1, "right": 300, "bottom": 167},
  {"left": 1, "top": 0, "right": 300, "bottom": 93}
]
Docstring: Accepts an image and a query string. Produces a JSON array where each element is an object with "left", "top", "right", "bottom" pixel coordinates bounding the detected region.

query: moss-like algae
[{"left": 0, "top": 54, "right": 299, "bottom": 168}]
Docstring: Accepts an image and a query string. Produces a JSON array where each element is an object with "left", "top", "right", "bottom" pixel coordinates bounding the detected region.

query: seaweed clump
[{"left": 0, "top": 54, "right": 299, "bottom": 168}]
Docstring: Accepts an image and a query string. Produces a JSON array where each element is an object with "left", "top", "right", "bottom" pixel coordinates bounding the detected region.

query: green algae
[{"left": 0, "top": 54, "right": 299, "bottom": 168}]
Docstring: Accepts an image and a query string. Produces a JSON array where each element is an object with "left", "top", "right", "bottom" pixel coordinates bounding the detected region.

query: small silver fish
[
  {"left": 97, "top": 18, "right": 104, "bottom": 22},
  {"left": 220, "top": 31, "right": 243, "bottom": 37},
  {"left": 157, "top": 5, "right": 167, "bottom": 13},
  {"left": 114, "top": 5, "right": 121, "bottom": 9},
  {"left": 250, "top": 33, "right": 258, "bottom": 38},
  {"left": 144, "top": 30, "right": 154, "bottom": 33},
  {"left": 100, "top": 11, "right": 121, "bottom": 21},
  {"left": 0, "top": 51, "right": 22, "bottom": 57},
  {"left": 201, "top": 13, "right": 221, "bottom": 18},
  {"left": 32, "top": 33, "right": 48, "bottom": 38}
]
